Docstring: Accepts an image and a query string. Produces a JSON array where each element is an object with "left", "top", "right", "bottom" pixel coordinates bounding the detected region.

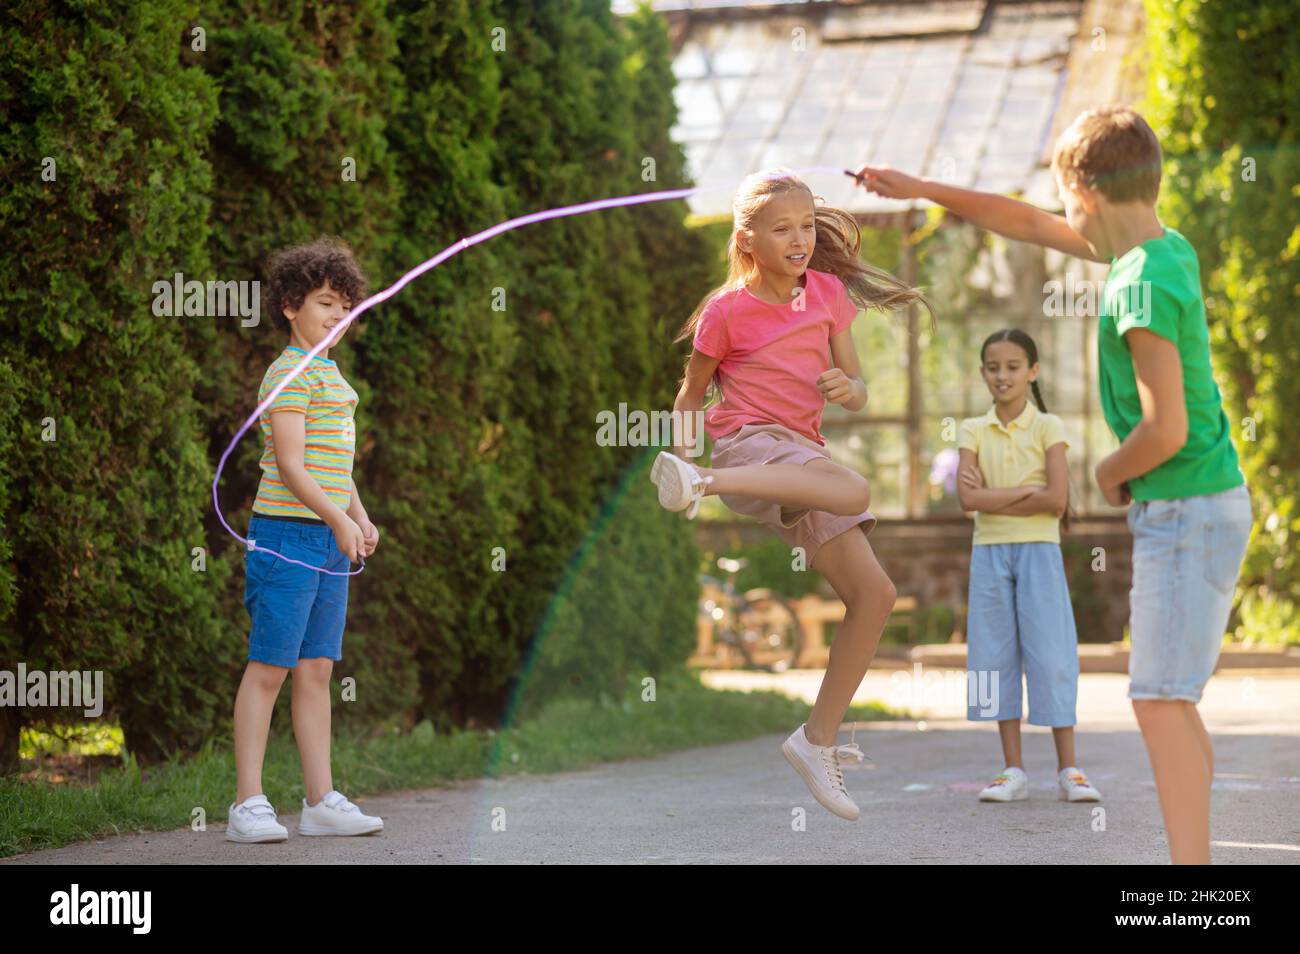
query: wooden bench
[
  {"left": 691, "top": 587, "right": 926, "bottom": 669},
  {"left": 792, "top": 594, "right": 918, "bottom": 666}
]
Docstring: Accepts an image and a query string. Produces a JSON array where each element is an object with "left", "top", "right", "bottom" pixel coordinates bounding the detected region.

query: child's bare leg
[
  {"left": 998, "top": 719, "right": 1024, "bottom": 769},
  {"left": 291, "top": 657, "right": 335, "bottom": 806},
  {"left": 1052, "top": 726, "right": 1076, "bottom": 772},
  {"left": 1132, "top": 698, "right": 1212, "bottom": 864},
  {"left": 694, "top": 461, "right": 871, "bottom": 516},
  {"left": 234, "top": 660, "right": 290, "bottom": 804},
  {"left": 804, "top": 522, "right": 896, "bottom": 746},
  {"left": 1185, "top": 703, "right": 1214, "bottom": 780}
]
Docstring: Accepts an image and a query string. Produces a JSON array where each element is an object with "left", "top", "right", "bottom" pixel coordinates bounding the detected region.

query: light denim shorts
[
  {"left": 965, "top": 542, "right": 1078, "bottom": 726},
  {"left": 1126, "top": 483, "right": 1253, "bottom": 703}
]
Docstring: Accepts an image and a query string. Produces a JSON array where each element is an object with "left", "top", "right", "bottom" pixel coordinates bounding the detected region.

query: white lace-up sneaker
[
  {"left": 298, "top": 790, "right": 384, "bottom": 836},
  {"left": 782, "top": 724, "right": 869, "bottom": 821},
  {"left": 225, "top": 794, "right": 289, "bottom": 843},
  {"left": 1057, "top": 766, "right": 1101, "bottom": 802},
  {"left": 978, "top": 766, "right": 1029, "bottom": 802},
  {"left": 650, "top": 451, "right": 713, "bottom": 519}
]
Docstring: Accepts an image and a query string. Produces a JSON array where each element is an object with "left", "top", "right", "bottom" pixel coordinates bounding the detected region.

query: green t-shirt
[{"left": 1098, "top": 226, "right": 1243, "bottom": 500}]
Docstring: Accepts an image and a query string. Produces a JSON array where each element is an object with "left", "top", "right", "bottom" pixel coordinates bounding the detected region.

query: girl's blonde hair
[{"left": 674, "top": 168, "right": 931, "bottom": 385}]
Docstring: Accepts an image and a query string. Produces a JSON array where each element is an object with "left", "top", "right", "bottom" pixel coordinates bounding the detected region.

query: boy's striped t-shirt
[{"left": 251, "top": 345, "right": 358, "bottom": 519}]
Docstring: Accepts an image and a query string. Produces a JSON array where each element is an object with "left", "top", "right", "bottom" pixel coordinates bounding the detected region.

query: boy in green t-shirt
[{"left": 852, "top": 106, "right": 1253, "bottom": 865}]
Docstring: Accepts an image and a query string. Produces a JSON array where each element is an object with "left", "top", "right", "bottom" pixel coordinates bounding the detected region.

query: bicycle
[{"left": 698, "top": 557, "right": 805, "bottom": 672}]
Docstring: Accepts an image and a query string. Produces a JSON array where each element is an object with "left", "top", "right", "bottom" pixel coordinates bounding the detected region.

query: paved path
[{"left": 4, "top": 671, "right": 1297, "bottom": 864}]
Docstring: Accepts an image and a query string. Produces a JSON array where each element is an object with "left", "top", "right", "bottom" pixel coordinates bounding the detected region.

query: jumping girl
[{"left": 649, "top": 168, "right": 927, "bottom": 821}]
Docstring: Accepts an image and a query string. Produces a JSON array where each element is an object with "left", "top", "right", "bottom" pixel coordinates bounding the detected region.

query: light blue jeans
[
  {"left": 1126, "top": 483, "right": 1253, "bottom": 703},
  {"left": 966, "top": 542, "right": 1079, "bottom": 726}
]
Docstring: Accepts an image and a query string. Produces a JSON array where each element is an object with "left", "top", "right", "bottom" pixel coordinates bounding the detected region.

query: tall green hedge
[
  {"left": 0, "top": 0, "right": 705, "bottom": 771},
  {"left": 498, "top": 1, "right": 712, "bottom": 720},
  {"left": 0, "top": 0, "right": 228, "bottom": 770},
  {"left": 1145, "top": 0, "right": 1300, "bottom": 636},
  {"left": 195, "top": 0, "right": 408, "bottom": 733},
  {"left": 351, "top": 0, "right": 518, "bottom": 729}
]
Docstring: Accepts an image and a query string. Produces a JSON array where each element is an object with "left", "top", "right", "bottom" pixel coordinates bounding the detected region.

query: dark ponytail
[
  {"left": 980, "top": 328, "right": 1072, "bottom": 531},
  {"left": 1029, "top": 379, "right": 1048, "bottom": 413}
]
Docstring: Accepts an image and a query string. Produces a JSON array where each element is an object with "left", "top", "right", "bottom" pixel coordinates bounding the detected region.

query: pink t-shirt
[{"left": 693, "top": 268, "right": 857, "bottom": 445}]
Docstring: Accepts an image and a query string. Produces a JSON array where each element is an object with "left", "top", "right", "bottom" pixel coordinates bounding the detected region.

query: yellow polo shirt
[{"left": 957, "top": 402, "right": 1068, "bottom": 545}]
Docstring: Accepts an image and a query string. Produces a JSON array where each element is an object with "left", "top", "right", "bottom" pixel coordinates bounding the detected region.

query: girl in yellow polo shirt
[{"left": 956, "top": 329, "right": 1101, "bottom": 805}]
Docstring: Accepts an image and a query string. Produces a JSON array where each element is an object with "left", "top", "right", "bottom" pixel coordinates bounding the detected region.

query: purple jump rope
[{"left": 212, "top": 166, "right": 871, "bottom": 576}]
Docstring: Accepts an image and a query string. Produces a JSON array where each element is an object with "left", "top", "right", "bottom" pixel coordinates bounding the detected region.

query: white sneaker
[
  {"left": 978, "top": 766, "right": 1028, "bottom": 802},
  {"left": 225, "top": 794, "right": 289, "bottom": 843},
  {"left": 781, "top": 724, "right": 869, "bottom": 821},
  {"left": 1058, "top": 766, "right": 1101, "bottom": 802},
  {"left": 298, "top": 790, "right": 384, "bottom": 836},
  {"left": 650, "top": 451, "right": 713, "bottom": 519}
]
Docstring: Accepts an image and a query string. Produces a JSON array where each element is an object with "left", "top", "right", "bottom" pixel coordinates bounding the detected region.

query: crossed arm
[{"left": 957, "top": 443, "right": 1069, "bottom": 518}]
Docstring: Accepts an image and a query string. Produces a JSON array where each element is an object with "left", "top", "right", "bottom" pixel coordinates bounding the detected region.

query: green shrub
[
  {"left": 0, "top": 0, "right": 709, "bottom": 770},
  {"left": 0, "top": 0, "right": 230, "bottom": 771},
  {"left": 1232, "top": 590, "right": 1300, "bottom": 647},
  {"left": 1145, "top": 0, "right": 1300, "bottom": 640},
  {"left": 716, "top": 536, "right": 825, "bottom": 600}
]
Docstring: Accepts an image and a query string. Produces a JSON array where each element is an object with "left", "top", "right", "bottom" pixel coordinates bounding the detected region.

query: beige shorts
[{"left": 709, "top": 422, "right": 876, "bottom": 564}]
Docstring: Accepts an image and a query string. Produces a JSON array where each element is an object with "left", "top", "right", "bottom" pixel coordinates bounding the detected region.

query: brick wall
[{"left": 694, "top": 516, "right": 1134, "bottom": 643}]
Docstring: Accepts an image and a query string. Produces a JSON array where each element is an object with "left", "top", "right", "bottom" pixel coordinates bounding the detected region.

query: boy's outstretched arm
[{"left": 851, "top": 164, "right": 1108, "bottom": 264}]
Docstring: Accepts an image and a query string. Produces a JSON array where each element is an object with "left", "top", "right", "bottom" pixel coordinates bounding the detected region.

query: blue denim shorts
[
  {"left": 244, "top": 514, "right": 350, "bottom": 668},
  {"left": 1126, "top": 483, "right": 1253, "bottom": 703},
  {"left": 965, "top": 542, "right": 1079, "bottom": 726}
]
